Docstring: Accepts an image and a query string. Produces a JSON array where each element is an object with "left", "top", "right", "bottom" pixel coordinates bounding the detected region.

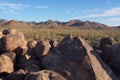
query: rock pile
[
  {"left": 0, "top": 29, "right": 119, "bottom": 80},
  {"left": 99, "top": 37, "right": 120, "bottom": 78}
]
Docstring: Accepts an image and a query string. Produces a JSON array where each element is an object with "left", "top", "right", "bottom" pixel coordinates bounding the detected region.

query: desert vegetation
[{"left": 0, "top": 27, "right": 120, "bottom": 47}]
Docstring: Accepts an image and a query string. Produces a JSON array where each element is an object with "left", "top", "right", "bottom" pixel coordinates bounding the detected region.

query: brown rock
[
  {"left": 2, "top": 52, "right": 16, "bottom": 63},
  {"left": 80, "top": 38, "right": 117, "bottom": 80},
  {"left": 100, "top": 44, "right": 120, "bottom": 77},
  {"left": 24, "top": 70, "right": 67, "bottom": 80},
  {"left": 21, "top": 59, "right": 41, "bottom": 72},
  {"left": 27, "top": 40, "right": 37, "bottom": 48},
  {"left": 2, "top": 28, "right": 17, "bottom": 35},
  {"left": 34, "top": 41, "right": 51, "bottom": 60},
  {"left": 100, "top": 37, "right": 116, "bottom": 48},
  {"left": 58, "top": 35, "right": 117, "bottom": 80},
  {"left": 27, "top": 41, "right": 37, "bottom": 58},
  {"left": 42, "top": 48, "right": 75, "bottom": 80},
  {"left": 0, "top": 31, "right": 3, "bottom": 38},
  {"left": 0, "top": 55, "right": 13, "bottom": 73},
  {"left": 58, "top": 35, "right": 93, "bottom": 80},
  {"left": 5, "top": 69, "right": 27, "bottom": 80},
  {"left": 0, "top": 30, "right": 27, "bottom": 55}
]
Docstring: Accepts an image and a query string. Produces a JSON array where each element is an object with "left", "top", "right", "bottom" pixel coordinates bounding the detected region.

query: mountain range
[{"left": 0, "top": 19, "right": 119, "bottom": 29}]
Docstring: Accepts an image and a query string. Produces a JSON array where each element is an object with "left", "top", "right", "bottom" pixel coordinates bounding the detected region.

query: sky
[{"left": 0, "top": 0, "right": 120, "bottom": 26}]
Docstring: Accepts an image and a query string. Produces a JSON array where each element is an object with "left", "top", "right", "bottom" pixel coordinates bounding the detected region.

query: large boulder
[
  {"left": 57, "top": 35, "right": 117, "bottom": 80},
  {"left": 34, "top": 41, "right": 51, "bottom": 60},
  {"left": 0, "top": 55, "right": 13, "bottom": 73},
  {"left": 24, "top": 70, "right": 67, "bottom": 80},
  {"left": 100, "top": 43, "right": 120, "bottom": 77},
  {"left": 58, "top": 35, "right": 94, "bottom": 80},
  {"left": 42, "top": 48, "right": 75, "bottom": 80},
  {"left": 100, "top": 37, "right": 120, "bottom": 77},
  {"left": 79, "top": 38, "right": 117, "bottom": 80},
  {"left": 0, "top": 29, "right": 27, "bottom": 54}
]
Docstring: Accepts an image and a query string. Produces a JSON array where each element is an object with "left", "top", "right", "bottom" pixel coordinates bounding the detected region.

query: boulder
[
  {"left": 0, "top": 55, "right": 13, "bottom": 73},
  {"left": 0, "top": 31, "right": 3, "bottom": 38},
  {"left": 20, "top": 59, "right": 41, "bottom": 72},
  {"left": 24, "top": 70, "right": 67, "bottom": 80},
  {"left": 2, "top": 52, "right": 16, "bottom": 63},
  {"left": 100, "top": 37, "right": 116, "bottom": 48},
  {"left": 27, "top": 41, "right": 37, "bottom": 58},
  {"left": 100, "top": 44, "right": 120, "bottom": 77},
  {"left": 2, "top": 28, "right": 17, "bottom": 35},
  {"left": 57, "top": 35, "right": 117, "bottom": 80},
  {"left": 0, "top": 29, "right": 27, "bottom": 55},
  {"left": 79, "top": 38, "right": 117, "bottom": 80},
  {"left": 15, "top": 54, "right": 28, "bottom": 71},
  {"left": 27, "top": 41, "right": 37, "bottom": 48},
  {"left": 5, "top": 69, "right": 27, "bottom": 80},
  {"left": 34, "top": 41, "right": 51, "bottom": 60},
  {"left": 42, "top": 48, "right": 75, "bottom": 80}
]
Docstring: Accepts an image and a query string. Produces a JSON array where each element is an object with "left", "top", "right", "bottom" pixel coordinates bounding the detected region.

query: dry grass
[{"left": 0, "top": 27, "right": 120, "bottom": 46}]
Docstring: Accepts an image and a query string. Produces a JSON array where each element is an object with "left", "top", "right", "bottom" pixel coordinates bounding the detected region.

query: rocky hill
[
  {"left": 0, "top": 19, "right": 110, "bottom": 29},
  {"left": 0, "top": 29, "right": 120, "bottom": 80}
]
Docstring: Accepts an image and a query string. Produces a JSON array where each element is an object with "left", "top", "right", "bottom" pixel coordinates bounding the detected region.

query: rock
[
  {"left": 34, "top": 41, "right": 51, "bottom": 60},
  {"left": 15, "top": 54, "right": 28, "bottom": 71},
  {"left": 0, "top": 31, "right": 3, "bottom": 38},
  {"left": 0, "top": 29, "right": 27, "bottom": 55},
  {"left": 0, "top": 55, "right": 13, "bottom": 73},
  {"left": 100, "top": 37, "right": 116, "bottom": 48},
  {"left": 117, "top": 77, "right": 120, "bottom": 80},
  {"left": 49, "top": 39, "right": 58, "bottom": 49},
  {"left": 2, "top": 52, "right": 16, "bottom": 63},
  {"left": 21, "top": 59, "right": 41, "bottom": 72},
  {"left": 27, "top": 41, "right": 37, "bottom": 48},
  {"left": 80, "top": 38, "right": 117, "bottom": 80},
  {"left": 24, "top": 70, "right": 67, "bottom": 80},
  {"left": 58, "top": 35, "right": 117, "bottom": 80},
  {"left": 2, "top": 28, "right": 17, "bottom": 35},
  {"left": 5, "top": 69, "right": 27, "bottom": 80},
  {"left": 15, "top": 47, "right": 41, "bottom": 72},
  {"left": 42, "top": 48, "right": 75, "bottom": 80},
  {"left": 100, "top": 44, "right": 120, "bottom": 76},
  {"left": 27, "top": 41, "right": 37, "bottom": 58},
  {"left": 58, "top": 35, "right": 94, "bottom": 80}
]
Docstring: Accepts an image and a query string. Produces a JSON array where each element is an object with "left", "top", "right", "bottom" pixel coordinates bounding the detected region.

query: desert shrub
[{"left": 0, "top": 27, "right": 120, "bottom": 47}]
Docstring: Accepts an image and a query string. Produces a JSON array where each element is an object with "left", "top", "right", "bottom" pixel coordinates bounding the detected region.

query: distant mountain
[
  {"left": 0, "top": 19, "right": 8, "bottom": 26},
  {"left": 64, "top": 20, "right": 83, "bottom": 26},
  {"left": 63, "top": 20, "right": 108, "bottom": 29},
  {"left": 36, "top": 20, "right": 62, "bottom": 27},
  {"left": 0, "top": 19, "right": 110, "bottom": 29},
  {"left": 1, "top": 20, "right": 36, "bottom": 28},
  {"left": 117, "top": 26, "right": 120, "bottom": 28}
]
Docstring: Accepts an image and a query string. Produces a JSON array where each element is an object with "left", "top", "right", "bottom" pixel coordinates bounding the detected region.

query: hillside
[{"left": 0, "top": 19, "right": 111, "bottom": 29}]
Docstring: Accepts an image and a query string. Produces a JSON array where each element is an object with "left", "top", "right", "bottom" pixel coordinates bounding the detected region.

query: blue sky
[{"left": 0, "top": 0, "right": 120, "bottom": 26}]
